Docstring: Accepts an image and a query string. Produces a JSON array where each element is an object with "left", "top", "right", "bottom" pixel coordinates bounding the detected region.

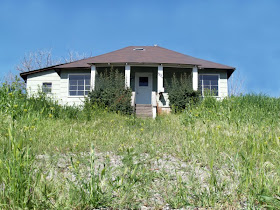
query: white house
[{"left": 20, "top": 46, "right": 235, "bottom": 118}]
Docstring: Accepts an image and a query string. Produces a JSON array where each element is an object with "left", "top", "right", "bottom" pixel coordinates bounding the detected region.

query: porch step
[{"left": 135, "top": 104, "right": 153, "bottom": 118}]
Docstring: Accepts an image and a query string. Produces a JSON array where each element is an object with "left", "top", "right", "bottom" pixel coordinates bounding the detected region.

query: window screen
[
  {"left": 42, "top": 82, "right": 52, "bottom": 93},
  {"left": 199, "top": 75, "right": 219, "bottom": 96},
  {"left": 69, "top": 74, "right": 90, "bottom": 96}
]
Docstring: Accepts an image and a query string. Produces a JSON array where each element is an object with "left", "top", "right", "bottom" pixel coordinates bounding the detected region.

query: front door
[{"left": 135, "top": 73, "right": 152, "bottom": 104}]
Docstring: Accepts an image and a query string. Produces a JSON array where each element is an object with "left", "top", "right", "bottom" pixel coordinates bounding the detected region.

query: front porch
[{"left": 90, "top": 64, "right": 198, "bottom": 118}]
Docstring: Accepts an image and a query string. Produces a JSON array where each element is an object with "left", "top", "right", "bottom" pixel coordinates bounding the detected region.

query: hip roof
[{"left": 20, "top": 46, "right": 235, "bottom": 80}]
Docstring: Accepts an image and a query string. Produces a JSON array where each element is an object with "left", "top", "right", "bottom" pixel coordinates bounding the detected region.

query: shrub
[
  {"left": 166, "top": 73, "right": 200, "bottom": 112},
  {"left": 88, "top": 68, "right": 133, "bottom": 115}
]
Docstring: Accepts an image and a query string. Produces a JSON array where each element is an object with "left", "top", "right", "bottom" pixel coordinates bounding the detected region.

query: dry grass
[{"left": 0, "top": 82, "right": 280, "bottom": 208}]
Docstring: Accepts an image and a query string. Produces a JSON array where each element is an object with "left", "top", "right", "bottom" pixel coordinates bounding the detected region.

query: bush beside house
[
  {"left": 166, "top": 73, "right": 200, "bottom": 112},
  {"left": 88, "top": 69, "right": 133, "bottom": 115}
]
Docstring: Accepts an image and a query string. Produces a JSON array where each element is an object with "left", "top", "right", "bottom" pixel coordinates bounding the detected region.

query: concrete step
[
  {"left": 136, "top": 112, "right": 153, "bottom": 116},
  {"left": 135, "top": 111, "right": 153, "bottom": 115},
  {"left": 136, "top": 109, "right": 152, "bottom": 112},
  {"left": 136, "top": 104, "right": 153, "bottom": 108},
  {"left": 135, "top": 104, "right": 153, "bottom": 118},
  {"left": 136, "top": 110, "right": 152, "bottom": 113},
  {"left": 136, "top": 109, "right": 153, "bottom": 113},
  {"left": 136, "top": 109, "right": 152, "bottom": 113}
]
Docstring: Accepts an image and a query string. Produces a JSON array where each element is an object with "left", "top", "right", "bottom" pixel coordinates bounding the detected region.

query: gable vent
[{"left": 133, "top": 48, "right": 145, "bottom": 51}]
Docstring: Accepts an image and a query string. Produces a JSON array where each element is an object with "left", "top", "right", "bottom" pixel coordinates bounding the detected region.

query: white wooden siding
[
  {"left": 26, "top": 68, "right": 229, "bottom": 108},
  {"left": 26, "top": 70, "right": 61, "bottom": 101},
  {"left": 26, "top": 69, "right": 91, "bottom": 106}
]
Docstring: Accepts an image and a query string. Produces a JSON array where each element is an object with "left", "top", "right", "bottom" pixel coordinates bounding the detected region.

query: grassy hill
[{"left": 0, "top": 82, "right": 280, "bottom": 208}]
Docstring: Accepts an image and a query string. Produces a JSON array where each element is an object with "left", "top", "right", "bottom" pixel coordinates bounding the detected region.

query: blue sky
[{"left": 0, "top": 0, "right": 280, "bottom": 96}]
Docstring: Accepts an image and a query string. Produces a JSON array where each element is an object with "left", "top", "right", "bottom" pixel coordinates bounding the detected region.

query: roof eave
[
  {"left": 19, "top": 64, "right": 61, "bottom": 81},
  {"left": 88, "top": 62, "right": 201, "bottom": 67},
  {"left": 199, "top": 67, "right": 235, "bottom": 79}
]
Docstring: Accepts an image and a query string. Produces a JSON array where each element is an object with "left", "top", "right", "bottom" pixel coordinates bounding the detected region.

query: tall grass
[
  {"left": 180, "top": 95, "right": 280, "bottom": 207},
  {"left": 0, "top": 80, "right": 280, "bottom": 208}
]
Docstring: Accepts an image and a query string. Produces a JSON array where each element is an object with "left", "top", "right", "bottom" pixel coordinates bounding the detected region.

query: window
[
  {"left": 199, "top": 75, "right": 219, "bottom": 96},
  {"left": 42, "top": 82, "right": 52, "bottom": 93},
  {"left": 133, "top": 48, "right": 145, "bottom": 51},
  {"left": 69, "top": 74, "right": 90, "bottom": 96},
  {"left": 139, "top": 77, "right": 148, "bottom": 86}
]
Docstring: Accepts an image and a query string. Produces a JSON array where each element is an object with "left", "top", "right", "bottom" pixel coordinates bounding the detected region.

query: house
[{"left": 20, "top": 46, "right": 235, "bottom": 118}]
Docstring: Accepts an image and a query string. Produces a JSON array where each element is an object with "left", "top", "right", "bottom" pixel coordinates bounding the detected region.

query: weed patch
[{"left": 1, "top": 80, "right": 280, "bottom": 208}]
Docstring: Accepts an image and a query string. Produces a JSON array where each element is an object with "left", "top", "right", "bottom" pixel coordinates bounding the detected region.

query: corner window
[
  {"left": 69, "top": 74, "right": 90, "bottom": 96},
  {"left": 199, "top": 75, "right": 219, "bottom": 96},
  {"left": 42, "top": 82, "right": 52, "bottom": 93}
]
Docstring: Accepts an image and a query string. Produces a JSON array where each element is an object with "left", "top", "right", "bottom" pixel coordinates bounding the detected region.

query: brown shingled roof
[
  {"left": 20, "top": 46, "right": 235, "bottom": 80},
  {"left": 55, "top": 46, "right": 235, "bottom": 69}
]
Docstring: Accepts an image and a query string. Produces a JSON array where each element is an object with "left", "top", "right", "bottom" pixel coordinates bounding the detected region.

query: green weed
[{"left": 0, "top": 80, "right": 280, "bottom": 208}]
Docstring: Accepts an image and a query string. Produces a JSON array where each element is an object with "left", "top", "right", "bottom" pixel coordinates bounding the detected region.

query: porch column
[
  {"left": 157, "top": 64, "right": 164, "bottom": 93},
  {"left": 192, "top": 66, "right": 198, "bottom": 91},
  {"left": 90, "top": 65, "right": 96, "bottom": 91},
  {"left": 125, "top": 64, "right": 131, "bottom": 88}
]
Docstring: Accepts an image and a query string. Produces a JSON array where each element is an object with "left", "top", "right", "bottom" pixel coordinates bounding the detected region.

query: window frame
[
  {"left": 42, "top": 82, "right": 52, "bottom": 94},
  {"left": 68, "top": 73, "right": 91, "bottom": 97},
  {"left": 198, "top": 74, "right": 220, "bottom": 97}
]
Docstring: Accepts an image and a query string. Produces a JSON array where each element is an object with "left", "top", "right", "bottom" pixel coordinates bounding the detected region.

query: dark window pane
[
  {"left": 198, "top": 78, "right": 202, "bottom": 88},
  {"left": 43, "top": 83, "right": 52, "bottom": 87},
  {"left": 139, "top": 77, "right": 148, "bottom": 86},
  {"left": 69, "top": 85, "right": 77, "bottom": 90},
  {"left": 204, "top": 80, "right": 210, "bottom": 85},
  {"left": 42, "top": 82, "right": 52, "bottom": 93},
  {"left": 211, "top": 87, "right": 218, "bottom": 96},
  {"left": 199, "top": 75, "right": 219, "bottom": 97},
  {"left": 69, "top": 80, "right": 77, "bottom": 85},
  {"left": 211, "top": 80, "right": 218, "bottom": 85},
  {"left": 78, "top": 80, "right": 84, "bottom": 85},
  {"left": 203, "top": 75, "right": 218, "bottom": 80},
  {"left": 69, "top": 75, "right": 84, "bottom": 80},
  {"left": 204, "top": 86, "right": 211, "bottom": 96},
  {"left": 198, "top": 85, "right": 203, "bottom": 95},
  {"left": 69, "top": 74, "right": 90, "bottom": 96},
  {"left": 85, "top": 79, "right": 90, "bottom": 85},
  {"left": 204, "top": 85, "right": 211, "bottom": 90},
  {"left": 211, "top": 86, "right": 218, "bottom": 91},
  {"left": 69, "top": 91, "right": 77, "bottom": 96},
  {"left": 85, "top": 91, "right": 89, "bottom": 95},
  {"left": 211, "top": 86, "right": 218, "bottom": 96}
]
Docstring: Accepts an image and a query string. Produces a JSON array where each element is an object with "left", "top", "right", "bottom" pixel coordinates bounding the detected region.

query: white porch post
[
  {"left": 192, "top": 65, "right": 198, "bottom": 91},
  {"left": 90, "top": 65, "right": 96, "bottom": 91},
  {"left": 157, "top": 64, "right": 164, "bottom": 93},
  {"left": 125, "top": 64, "right": 131, "bottom": 88}
]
